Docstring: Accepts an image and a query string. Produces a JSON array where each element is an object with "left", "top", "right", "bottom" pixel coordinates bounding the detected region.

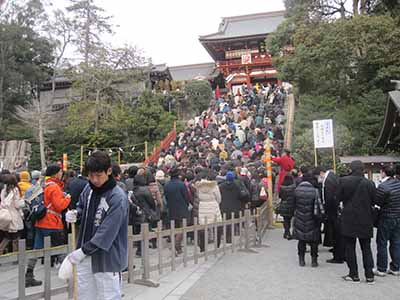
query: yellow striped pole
[{"left": 265, "top": 139, "right": 274, "bottom": 227}]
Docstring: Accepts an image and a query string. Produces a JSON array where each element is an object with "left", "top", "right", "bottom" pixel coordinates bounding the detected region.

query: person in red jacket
[
  {"left": 25, "top": 165, "right": 71, "bottom": 287},
  {"left": 272, "top": 149, "right": 295, "bottom": 193}
]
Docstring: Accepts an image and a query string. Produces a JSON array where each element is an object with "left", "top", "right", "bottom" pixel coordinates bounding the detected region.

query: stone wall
[{"left": 0, "top": 140, "right": 31, "bottom": 171}]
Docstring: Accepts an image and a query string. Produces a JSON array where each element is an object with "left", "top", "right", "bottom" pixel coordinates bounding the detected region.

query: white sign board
[
  {"left": 313, "top": 119, "right": 334, "bottom": 148},
  {"left": 241, "top": 53, "right": 252, "bottom": 65}
]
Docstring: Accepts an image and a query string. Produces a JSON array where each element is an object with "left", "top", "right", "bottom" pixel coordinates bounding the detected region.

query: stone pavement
[
  {"left": 0, "top": 239, "right": 222, "bottom": 300},
  {"left": 181, "top": 228, "right": 400, "bottom": 300},
  {"left": 1, "top": 228, "right": 399, "bottom": 300}
]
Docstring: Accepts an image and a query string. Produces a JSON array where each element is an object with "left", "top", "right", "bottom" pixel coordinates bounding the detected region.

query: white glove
[
  {"left": 68, "top": 248, "right": 86, "bottom": 265},
  {"left": 65, "top": 209, "right": 77, "bottom": 223},
  {"left": 58, "top": 256, "right": 73, "bottom": 280}
]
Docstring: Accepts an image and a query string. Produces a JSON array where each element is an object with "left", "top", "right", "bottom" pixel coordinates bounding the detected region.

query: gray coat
[{"left": 77, "top": 184, "right": 128, "bottom": 273}]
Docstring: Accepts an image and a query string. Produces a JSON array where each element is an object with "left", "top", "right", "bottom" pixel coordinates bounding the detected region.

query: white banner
[
  {"left": 241, "top": 53, "right": 252, "bottom": 65},
  {"left": 313, "top": 119, "right": 334, "bottom": 148}
]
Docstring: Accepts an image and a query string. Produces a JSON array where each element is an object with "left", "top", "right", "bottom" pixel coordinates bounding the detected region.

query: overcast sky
[{"left": 60, "top": 0, "right": 286, "bottom": 66}]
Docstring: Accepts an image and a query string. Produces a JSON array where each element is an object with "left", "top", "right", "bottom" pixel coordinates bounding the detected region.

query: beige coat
[
  {"left": 194, "top": 180, "right": 222, "bottom": 225},
  {"left": 0, "top": 187, "right": 25, "bottom": 232}
]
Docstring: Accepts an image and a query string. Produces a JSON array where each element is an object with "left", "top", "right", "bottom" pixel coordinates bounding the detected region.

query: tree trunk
[
  {"left": 360, "top": 0, "right": 367, "bottom": 14},
  {"left": 95, "top": 89, "right": 100, "bottom": 133},
  {"left": 38, "top": 113, "right": 46, "bottom": 170},
  {"left": 84, "top": 1, "right": 90, "bottom": 67},
  {"left": 0, "top": 45, "right": 5, "bottom": 128},
  {"left": 353, "top": 0, "right": 360, "bottom": 15},
  {"left": 0, "top": 75, "right": 4, "bottom": 129},
  {"left": 51, "top": 68, "right": 56, "bottom": 107},
  {"left": 82, "top": 0, "right": 91, "bottom": 101}
]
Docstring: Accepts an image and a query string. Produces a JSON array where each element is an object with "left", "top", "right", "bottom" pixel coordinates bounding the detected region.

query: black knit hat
[
  {"left": 45, "top": 164, "right": 61, "bottom": 177},
  {"left": 350, "top": 160, "right": 364, "bottom": 173},
  {"left": 169, "top": 167, "right": 181, "bottom": 178}
]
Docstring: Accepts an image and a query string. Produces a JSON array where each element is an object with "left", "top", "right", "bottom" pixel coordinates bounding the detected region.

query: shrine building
[{"left": 199, "top": 10, "right": 285, "bottom": 91}]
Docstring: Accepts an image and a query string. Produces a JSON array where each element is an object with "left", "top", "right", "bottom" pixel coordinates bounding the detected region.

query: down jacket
[
  {"left": 278, "top": 183, "right": 296, "bottom": 217},
  {"left": 0, "top": 187, "right": 25, "bottom": 232},
  {"left": 293, "top": 181, "right": 321, "bottom": 242},
  {"left": 194, "top": 180, "right": 222, "bottom": 225}
]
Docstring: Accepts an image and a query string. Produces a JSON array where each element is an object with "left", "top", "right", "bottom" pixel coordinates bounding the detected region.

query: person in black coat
[
  {"left": 64, "top": 172, "right": 88, "bottom": 209},
  {"left": 315, "top": 166, "right": 344, "bottom": 263},
  {"left": 131, "top": 174, "right": 156, "bottom": 256},
  {"left": 164, "top": 167, "right": 190, "bottom": 254},
  {"left": 293, "top": 171, "right": 321, "bottom": 267},
  {"left": 278, "top": 174, "right": 296, "bottom": 240},
  {"left": 338, "top": 160, "right": 376, "bottom": 283},
  {"left": 315, "top": 167, "right": 339, "bottom": 246},
  {"left": 219, "top": 171, "right": 242, "bottom": 243}
]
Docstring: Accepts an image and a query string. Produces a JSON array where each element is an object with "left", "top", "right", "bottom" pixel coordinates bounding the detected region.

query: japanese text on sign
[{"left": 313, "top": 119, "right": 334, "bottom": 148}]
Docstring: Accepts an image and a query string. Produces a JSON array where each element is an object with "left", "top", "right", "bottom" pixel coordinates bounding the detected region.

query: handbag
[
  {"left": 0, "top": 190, "right": 13, "bottom": 230},
  {"left": 0, "top": 208, "right": 12, "bottom": 230},
  {"left": 259, "top": 186, "right": 268, "bottom": 201}
]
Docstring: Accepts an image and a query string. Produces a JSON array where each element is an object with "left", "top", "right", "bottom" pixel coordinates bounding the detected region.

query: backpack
[
  {"left": 250, "top": 179, "right": 261, "bottom": 202},
  {"left": 27, "top": 181, "right": 58, "bottom": 224},
  {"left": 235, "top": 179, "right": 250, "bottom": 202}
]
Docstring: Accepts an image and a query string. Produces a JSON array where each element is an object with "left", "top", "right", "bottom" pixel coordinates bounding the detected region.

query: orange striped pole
[
  {"left": 63, "top": 153, "right": 68, "bottom": 171},
  {"left": 265, "top": 139, "right": 273, "bottom": 203},
  {"left": 265, "top": 139, "right": 274, "bottom": 227}
]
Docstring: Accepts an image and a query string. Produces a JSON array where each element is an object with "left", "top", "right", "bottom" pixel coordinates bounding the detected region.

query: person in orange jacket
[{"left": 25, "top": 164, "right": 71, "bottom": 288}]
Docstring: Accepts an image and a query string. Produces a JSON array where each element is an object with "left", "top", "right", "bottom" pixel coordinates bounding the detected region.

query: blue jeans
[
  {"left": 33, "top": 228, "right": 63, "bottom": 249},
  {"left": 376, "top": 218, "right": 400, "bottom": 272},
  {"left": 28, "top": 228, "right": 64, "bottom": 271}
]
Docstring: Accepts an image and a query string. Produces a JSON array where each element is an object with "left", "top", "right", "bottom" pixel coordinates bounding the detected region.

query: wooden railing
[
  {"left": 144, "top": 121, "right": 177, "bottom": 165},
  {"left": 0, "top": 205, "right": 270, "bottom": 299}
]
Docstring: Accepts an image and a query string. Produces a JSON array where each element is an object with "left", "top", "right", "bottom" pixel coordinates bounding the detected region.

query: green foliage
[
  {"left": 266, "top": 19, "right": 296, "bottom": 57},
  {"left": 336, "top": 89, "right": 386, "bottom": 154},
  {"left": 277, "top": 16, "right": 400, "bottom": 97},
  {"left": 61, "top": 89, "right": 177, "bottom": 166},
  {"left": 292, "top": 90, "right": 386, "bottom": 166},
  {"left": 370, "top": 0, "right": 400, "bottom": 19},
  {"left": 293, "top": 123, "right": 354, "bottom": 169},
  {"left": 132, "top": 90, "right": 176, "bottom": 142},
  {"left": 184, "top": 80, "right": 212, "bottom": 115},
  {"left": 0, "top": 17, "right": 54, "bottom": 131},
  {"left": 269, "top": 13, "right": 400, "bottom": 167}
]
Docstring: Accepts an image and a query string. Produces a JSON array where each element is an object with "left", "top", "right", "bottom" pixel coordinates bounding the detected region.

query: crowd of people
[{"left": 0, "top": 81, "right": 399, "bottom": 297}]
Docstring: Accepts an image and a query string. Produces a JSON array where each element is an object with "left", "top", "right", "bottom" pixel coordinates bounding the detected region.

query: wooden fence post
[
  {"left": 204, "top": 217, "right": 208, "bottom": 261},
  {"left": 44, "top": 237, "right": 51, "bottom": 300},
  {"left": 68, "top": 234, "right": 74, "bottom": 298},
  {"left": 194, "top": 217, "right": 199, "bottom": 264},
  {"left": 239, "top": 209, "right": 258, "bottom": 254},
  {"left": 239, "top": 211, "right": 243, "bottom": 249},
  {"left": 157, "top": 221, "right": 163, "bottom": 275},
  {"left": 231, "top": 212, "right": 235, "bottom": 253},
  {"left": 170, "top": 220, "right": 176, "bottom": 271},
  {"left": 182, "top": 219, "right": 188, "bottom": 268},
  {"left": 223, "top": 213, "right": 227, "bottom": 255},
  {"left": 127, "top": 227, "right": 135, "bottom": 284},
  {"left": 134, "top": 223, "right": 159, "bottom": 287},
  {"left": 213, "top": 216, "right": 218, "bottom": 258},
  {"left": 18, "top": 239, "right": 26, "bottom": 300}
]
